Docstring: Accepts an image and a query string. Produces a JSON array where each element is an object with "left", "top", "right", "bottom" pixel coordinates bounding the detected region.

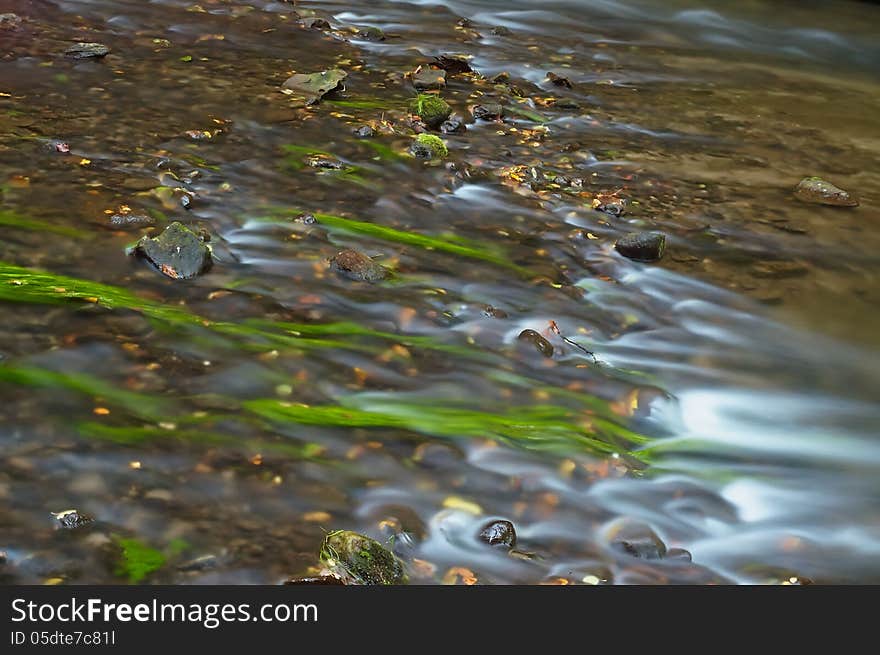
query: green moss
[
  {"left": 0, "top": 209, "right": 89, "bottom": 238},
  {"left": 412, "top": 133, "right": 448, "bottom": 159},
  {"left": 320, "top": 530, "right": 407, "bottom": 585},
  {"left": 409, "top": 94, "right": 452, "bottom": 127},
  {"left": 114, "top": 538, "right": 166, "bottom": 583}
]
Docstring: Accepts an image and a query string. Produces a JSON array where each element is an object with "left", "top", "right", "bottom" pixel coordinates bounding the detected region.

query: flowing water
[{"left": 1, "top": 0, "right": 879, "bottom": 584}]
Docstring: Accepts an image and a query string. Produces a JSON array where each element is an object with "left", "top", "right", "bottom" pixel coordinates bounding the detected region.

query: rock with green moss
[
  {"left": 319, "top": 530, "right": 407, "bottom": 585},
  {"left": 133, "top": 221, "right": 212, "bottom": 279},
  {"left": 410, "top": 133, "right": 448, "bottom": 159},
  {"left": 409, "top": 94, "right": 452, "bottom": 128},
  {"left": 794, "top": 177, "right": 859, "bottom": 207}
]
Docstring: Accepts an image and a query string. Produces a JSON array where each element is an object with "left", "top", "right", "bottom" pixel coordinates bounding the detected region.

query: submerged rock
[
  {"left": 134, "top": 222, "right": 212, "bottom": 280},
  {"left": 319, "top": 530, "right": 407, "bottom": 585},
  {"left": 794, "top": 177, "right": 859, "bottom": 207},
  {"left": 490, "top": 26, "right": 512, "bottom": 36},
  {"left": 547, "top": 71, "right": 573, "bottom": 88},
  {"left": 0, "top": 13, "right": 22, "bottom": 29},
  {"left": 299, "top": 17, "right": 330, "bottom": 30},
  {"left": 355, "top": 26, "right": 385, "bottom": 41},
  {"left": 410, "top": 94, "right": 452, "bottom": 128},
  {"left": 353, "top": 125, "right": 374, "bottom": 138},
  {"left": 517, "top": 329, "right": 554, "bottom": 357},
  {"left": 410, "top": 133, "right": 448, "bottom": 159},
  {"left": 282, "top": 69, "right": 347, "bottom": 104},
  {"left": 608, "top": 521, "right": 667, "bottom": 560},
  {"left": 478, "top": 519, "right": 517, "bottom": 548},
  {"left": 51, "top": 509, "right": 94, "bottom": 529},
  {"left": 472, "top": 103, "right": 504, "bottom": 121},
  {"left": 615, "top": 231, "right": 666, "bottom": 262},
  {"left": 329, "top": 248, "right": 389, "bottom": 282},
  {"left": 411, "top": 66, "right": 447, "bottom": 91},
  {"left": 65, "top": 42, "right": 110, "bottom": 59}
]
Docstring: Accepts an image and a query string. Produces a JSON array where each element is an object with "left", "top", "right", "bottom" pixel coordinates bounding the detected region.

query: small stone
[
  {"left": 410, "top": 133, "right": 448, "bottom": 159},
  {"left": 109, "top": 211, "right": 155, "bottom": 228},
  {"left": 478, "top": 519, "right": 517, "bottom": 548},
  {"left": 177, "top": 554, "right": 220, "bottom": 572},
  {"left": 439, "top": 117, "right": 465, "bottom": 134},
  {"left": 517, "top": 329, "right": 553, "bottom": 357},
  {"left": 490, "top": 26, "right": 512, "bottom": 36},
  {"left": 615, "top": 231, "right": 666, "bottom": 262},
  {"left": 300, "top": 17, "right": 330, "bottom": 30},
  {"left": 553, "top": 98, "right": 580, "bottom": 110},
  {"left": 65, "top": 42, "right": 110, "bottom": 59},
  {"left": 329, "top": 248, "right": 388, "bottom": 282},
  {"left": 294, "top": 212, "right": 317, "bottom": 224},
  {"left": 319, "top": 530, "right": 407, "bottom": 585},
  {"left": 483, "top": 305, "right": 508, "bottom": 319},
  {"left": 353, "top": 125, "right": 374, "bottom": 138},
  {"left": 51, "top": 509, "right": 94, "bottom": 529},
  {"left": 490, "top": 72, "right": 510, "bottom": 84},
  {"left": 472, "top": 104, "right": 504, "bottom": 121},
  {"left": 411, "top": 66, "right": 446, "bottom": 91},
  {"left": 133, "top": 221, "right": 212, "bottom": 280},
  {"left": 306, "top": 155, "right": 344, "bottom": 169},
  {"left": 794, "top": 177, "right": 858, "bottom": 207},
  {"left": 665, "top": 548, "right": 692, "bottom": 562}
]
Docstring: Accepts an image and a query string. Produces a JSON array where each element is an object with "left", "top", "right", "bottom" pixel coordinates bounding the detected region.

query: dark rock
[
  {"left": 517, "top": 329, "right": 554, "bottom": 357},
  {"left": 134, "top": 221, "right": 212, "bottom": 280},
  {"left": 794, "top": 177, "right": 859, "bottom": 207},
  {"left": 490, "top": 26, "right": 512, "bottom": 36},
  {"left": 593, "top": 195, "right": 627, "bottom": 216},
  {"left": 433, "top": 54, "right": 473, "bottom": 74},
  {"left": 490, "top": 72, "right": 510, "bottom": 84},
  {"left": 456, "top": 18, "right": 473, "bottom": 28},
  {"left": 329, "top": 248, "right": 388, "bottom": 282},
  {"left": 478, "top": 519, "right": 517, "bottom": 548},
  {"left": 472, "top": 103, "right": 504, "bottom": 121},
  {"left": 440, "top": 117, "right": 465, "bottom": 134},
  {"left": 553, "top": 98, "right": 581, "bottom": 110},
  {"left": 615, "top": 231, "right": 666, "bottom": 262},
  {"left": 51, "top": 509, "right": 94, "bottom": 529},
  {"left": 294, "top": 213, "right": 317, "bottom": 224},
  {"left": 65, "top": 43, "right": 110, "bottom": 59},
  {"left": 177, "top": 554, "right": 219, "bottom": 572},
  {"left": 306, "top": 155, "right": 344, "bottom": 169},
  {"left": 547, "top": 71, "right": 573, "bottom": 88},
  {"left": 353, "top": 125, "right": 374, "bottom": 138},
  {"left": 411, "top": 66, "right": 447, "bottom": 91},
  {"left": 300, "top": 17, "right": 330, "bottom": 30},
  {"left": 319, "top": 530, "right": 407, "bottom": 585}
]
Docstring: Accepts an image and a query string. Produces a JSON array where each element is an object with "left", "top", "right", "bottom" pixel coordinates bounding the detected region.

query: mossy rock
[
  {"left": 410, "top": 133, "right": 448, "bottom": 159},
  {"left": 409, "top": 94, "right": 452, "bottom": 128},
  {"left": 794, "top": 177, "right": 858, "bottom": 207},
  {"left": 320, "top": 530, "right": 407, "bottom": 585}
]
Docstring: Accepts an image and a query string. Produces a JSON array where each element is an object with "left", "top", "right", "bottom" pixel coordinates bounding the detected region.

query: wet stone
[
  {"left": 329, "top": 248, "right": 389, "bottom": 282},
  {"left": 134, "top": 221, "right": 212, "bottom": 280},
  {"left": 478, "top": 519, "right": 517, "bottom": 548},
  {"left": 665, "top": 548, "right": 692, "bottom": 562},
  {"left": 353, "top": 125, "right": 374, "bottom": 138},
  {"left": 490, "top": 26, "right": 512, "bottom": 36},
  {"left": 319, "top": 530, "right": 407, "bottom": 585},
  {"left": 294, "top": 212, "right": 317, "bottom": 225},
  {"left": 547, "top": 71, "right": 573, "bottom": 88},
  {"left": 615, "top": 231, "right": 666, "bottom": 262},
  {"left": 440, "top": 117, "right": 465, "bottom": 134},
  {"left": 412, "top": 66, "right": 447, "bottom": 91},
  {"left": 483, "top": 305, "right": 508, "bottom": 319},
  {"left": 472, "top": 104, "right": 504, "bottom": 121},
  {"left": 306, "top": 155, "right": 344, "bottom": 169},
  {"left": 109, "top": 211, "right": 155, "bottom": 228},
  {"left": 433, "top": 54, "right": 473, "bottom": 75},
  {"left": 300, "top": 17, "right": 330, "bottom": 30},
  {"left": 65, "top": 42, "right": 110, "bottom": 59},
  {"left": 51, "top": 509, "right": 94, "bottom": 530},
  {"left": 609, "top": 521, "right": 667, "bottom": 560},
  {"left": 517, "top": 329, "right": 554, "bottom": 357},
  {"left": 794, "top": 177, "right": 859, "bottom": 207},
  {"left": 356, "top": 26, "right": 385, "bottom": 41}
]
